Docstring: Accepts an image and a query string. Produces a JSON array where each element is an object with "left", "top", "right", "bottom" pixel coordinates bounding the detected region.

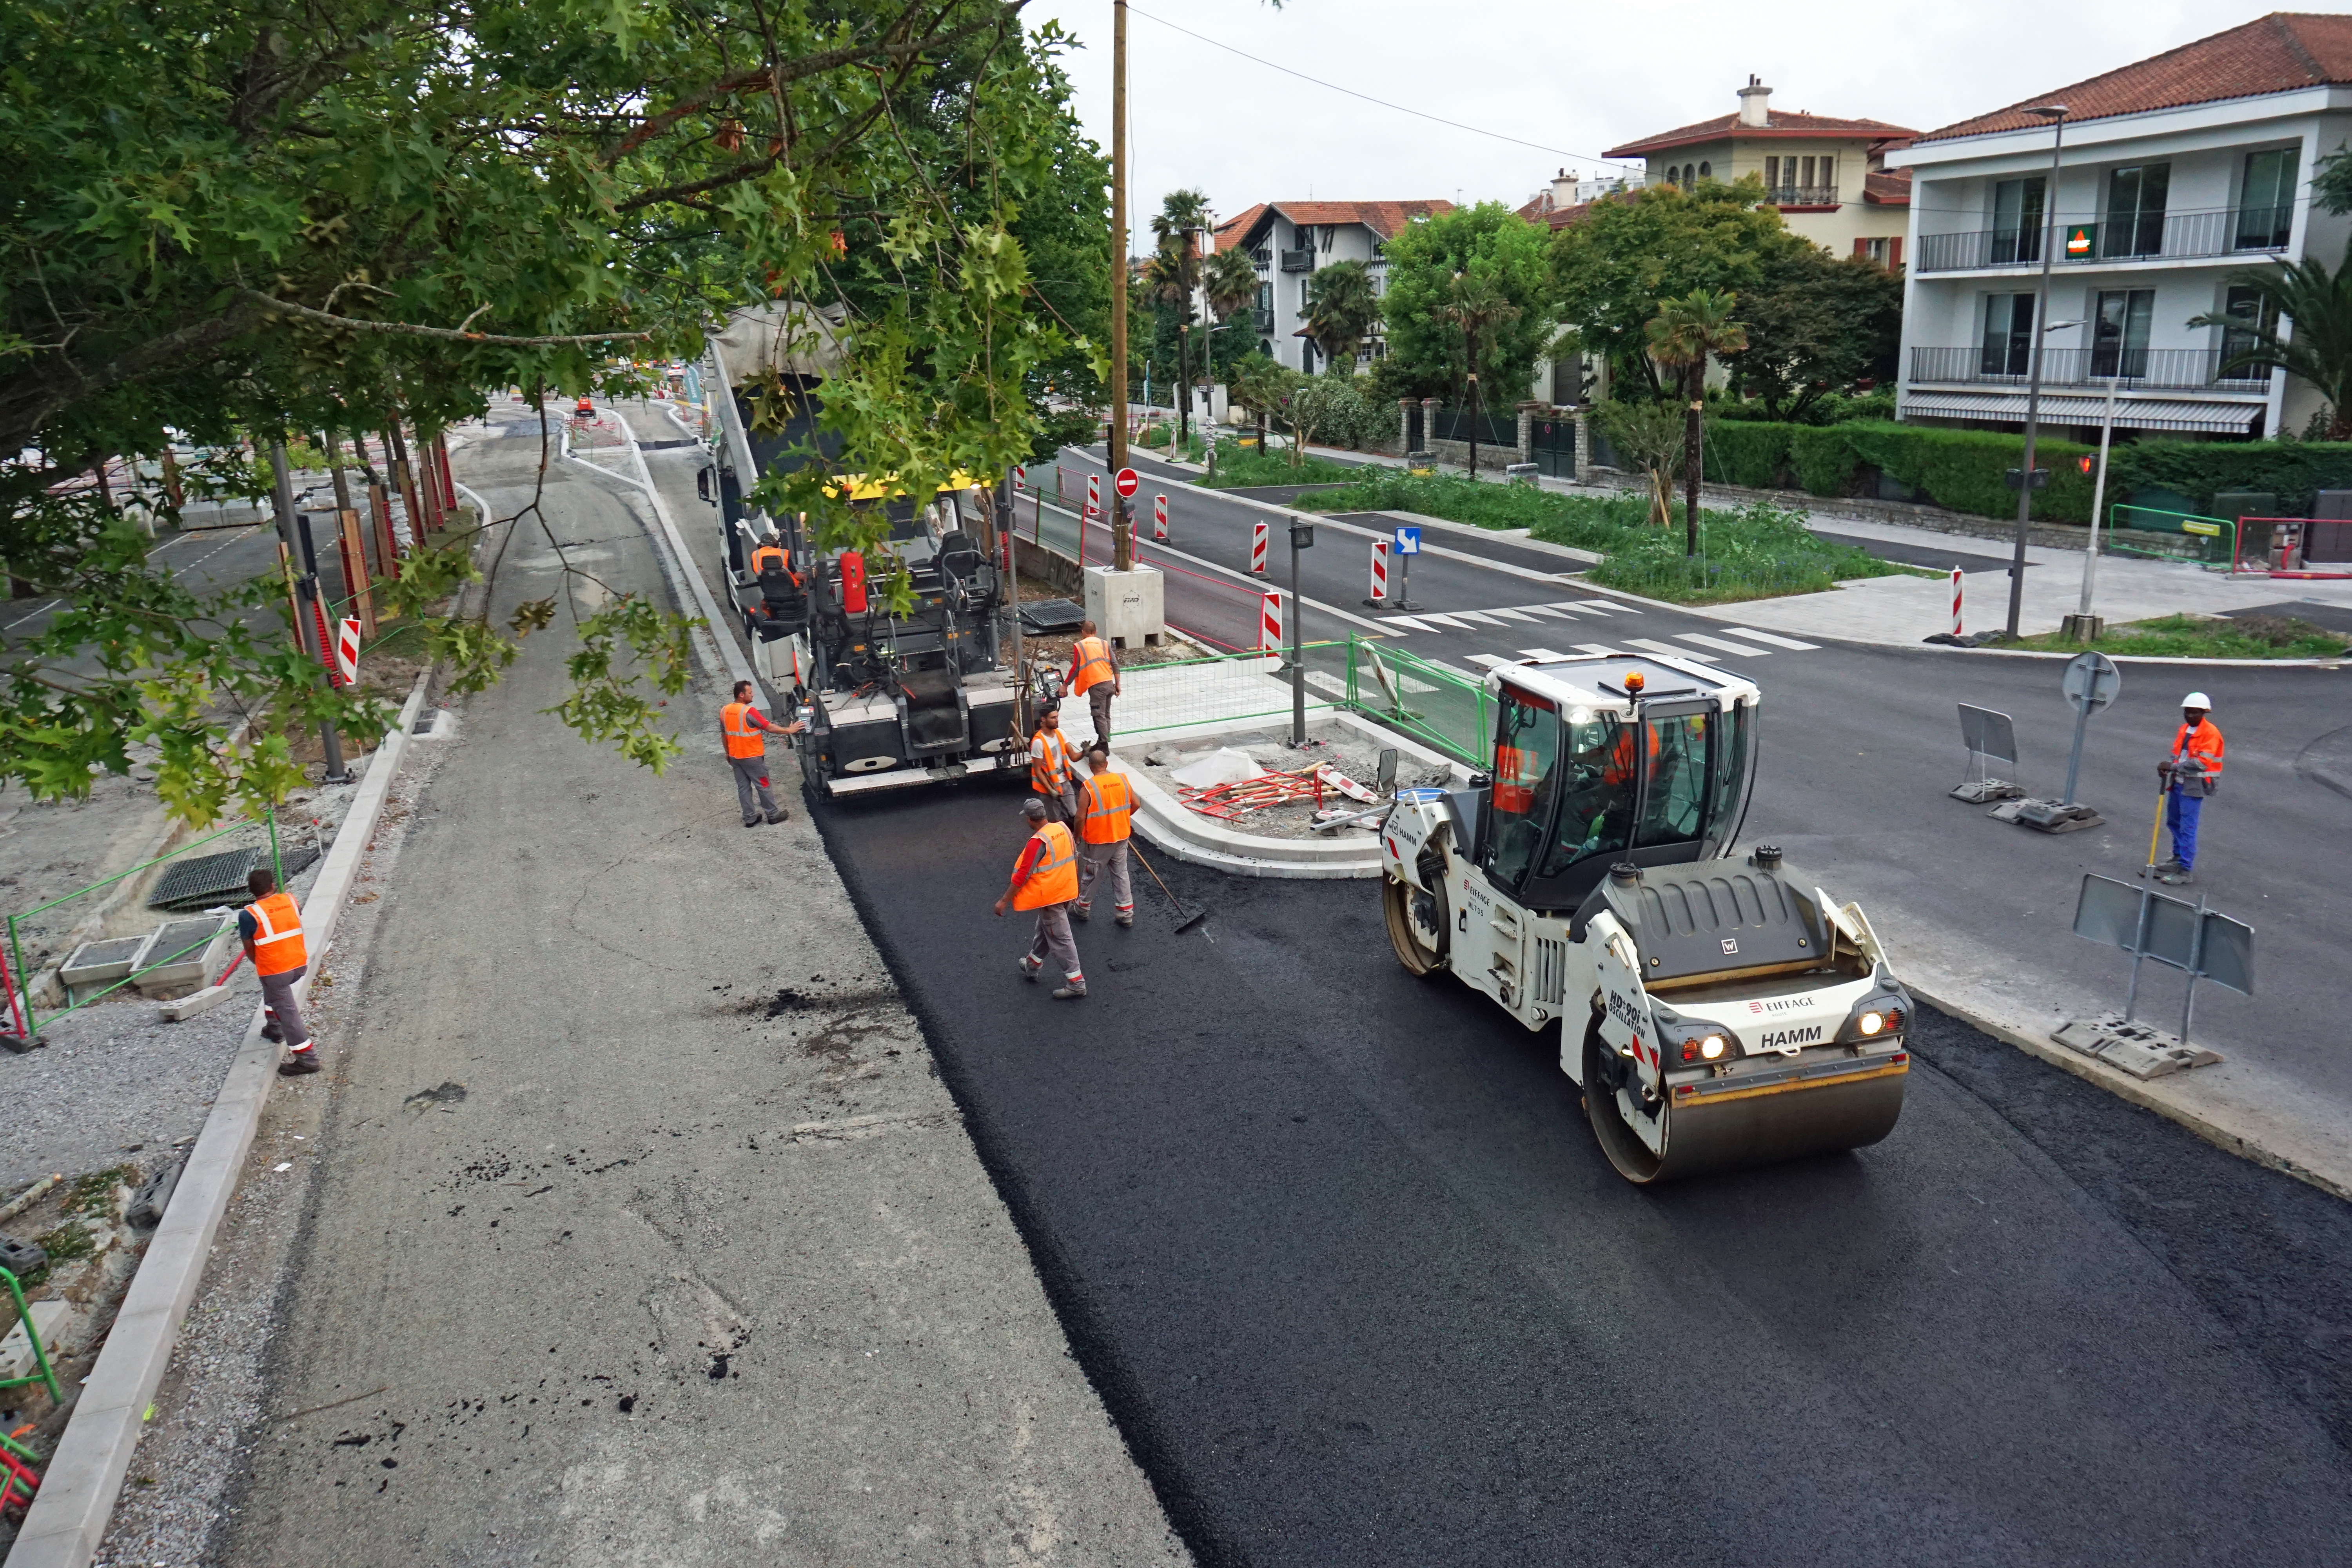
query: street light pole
[
  {"left": 1109, "top": 0, "right": 1134, "bottom": 572},
  {"left": 2066, "top": 376, "right": 2120, "bottom": 643},
  {"left": 2005, "top": 103, "right": 2067, "bottom": 639},
  {"left": 1288, "top": 519, "right": 1313, "bottom": 744}
]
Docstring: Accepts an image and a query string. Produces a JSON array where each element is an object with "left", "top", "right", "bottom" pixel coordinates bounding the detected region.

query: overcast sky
[{"left": 1022, "top": 0, "right": 2255, "bottom": 229}]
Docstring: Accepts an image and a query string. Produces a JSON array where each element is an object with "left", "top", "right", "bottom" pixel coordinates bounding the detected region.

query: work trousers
[
  {"left": 259, "top": 964, "right": 312, "bottom": 1049},
  {"left": 1027, "top": 902, "right": 1084, "bottom": 984},
  {"left": 1088, "top": 683, "right": 1115, "bottom": 752},
  {"left": 1078, "top": 839, "right": 1132, "bottom": 913},
  {"left": 731, "top": 755, "right": 779, "bottom": 824},
  {"left": 1034, "top": 784, "right": 1073, "bottom": 826},
  {"left": 2166, "top": 788, "right": 2204, "bottom": 870}
]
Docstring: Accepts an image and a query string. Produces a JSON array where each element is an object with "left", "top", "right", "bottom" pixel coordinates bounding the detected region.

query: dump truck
[{"left": 1379, "top": 652, "right": 1911, "bottom": 1183}]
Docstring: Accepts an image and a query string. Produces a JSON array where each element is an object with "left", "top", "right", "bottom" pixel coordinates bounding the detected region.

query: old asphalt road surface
[
  {"left": 216, "top": 433, "right": 1184, "bottom": 1564},
  {"left": 812, "top": 775, "right": 2352, "bottom": 1567}
]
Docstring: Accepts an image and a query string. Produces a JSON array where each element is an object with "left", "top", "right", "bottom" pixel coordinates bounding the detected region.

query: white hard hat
[{"left": 2182, "top": 691, "right": 2211, "bottom": 709}]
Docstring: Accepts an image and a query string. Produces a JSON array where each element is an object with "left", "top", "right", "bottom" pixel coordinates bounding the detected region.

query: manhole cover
[{"left": 148, "top": 843, "right": 320, "bottom": 913}]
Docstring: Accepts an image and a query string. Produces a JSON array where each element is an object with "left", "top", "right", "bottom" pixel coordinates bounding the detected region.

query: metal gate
[
  {"left": 1529, "top": 416, "right": 1576, "bottom": 478},
  {"left": 1404, "top": 403, "right": 1424, "bottom": 453}
]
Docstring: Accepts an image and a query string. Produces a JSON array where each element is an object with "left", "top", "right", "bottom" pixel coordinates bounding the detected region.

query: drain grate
[
  {"left": 1019, "top": 597, "right": 1086, "bottom": 635},
  {"left": 147, "top": 842, "right": 320, "bottom": 913},
  {"left": 412, "top": 712, "right": 439, "bottom": 735}
]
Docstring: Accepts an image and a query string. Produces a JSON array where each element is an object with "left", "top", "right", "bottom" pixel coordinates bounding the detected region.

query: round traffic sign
[
  {"left": 1114, "top": 466, "right": 1139, "bottom": 498},
  {"left": 2062, "top": 650, "right": 2121, "bottom": 714}
]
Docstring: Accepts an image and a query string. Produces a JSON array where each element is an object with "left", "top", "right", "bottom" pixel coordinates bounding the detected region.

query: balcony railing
[
  {"left": 1910, "top": 345, "right": 2272, "bottom": 391},
  {"left": 1279, "top": 248, "right": 1316, "bottom": 272},
  {"left": 1764, "top": 185, "right": 1839, "bottom": 207},
  {"left": 1252, "top": 308, "right": 1274, "bottom": 333},
  {"left": 1914, "top": 205, "right": 2293, "bottom": 273}
]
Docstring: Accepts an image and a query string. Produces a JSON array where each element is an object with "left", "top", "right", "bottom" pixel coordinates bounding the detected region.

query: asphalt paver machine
[
  {"left": 1380, "top": 652, "right": 1911, "bottom": 1183},
  {"left": 769, "top": 475, "right": 1025, "bottom": 802}
]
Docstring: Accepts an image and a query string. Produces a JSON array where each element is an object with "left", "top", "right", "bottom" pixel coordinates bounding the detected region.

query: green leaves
[{"left": 1381, "top": 203, "right": 1553, "bottom": 401}]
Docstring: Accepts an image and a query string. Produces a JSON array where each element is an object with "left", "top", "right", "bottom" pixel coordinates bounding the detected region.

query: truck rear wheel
[{"left": 1382, "top": 872, "right": 1447, "bottom": 978}]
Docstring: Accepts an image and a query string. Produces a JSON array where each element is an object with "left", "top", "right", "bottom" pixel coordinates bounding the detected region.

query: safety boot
[
  {"left": 1051, "top": 983, "right": 1087, "bottom": 1000},
  {"left": 1019, "top": 954, "right": 1043, "bottom": 981},
  {"left": 277, "top": 1049, "right": 321, "bottom": 1076}
]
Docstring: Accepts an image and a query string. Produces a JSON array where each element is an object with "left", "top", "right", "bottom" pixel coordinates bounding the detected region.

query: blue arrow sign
[{"left": 1394, "top": 526, "right": 1421, "bottom": 555}]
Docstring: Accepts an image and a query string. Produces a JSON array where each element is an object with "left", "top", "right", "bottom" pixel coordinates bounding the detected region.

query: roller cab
[{"left": 1380, "top": 652, "right": 1910, "bottom": 1183}]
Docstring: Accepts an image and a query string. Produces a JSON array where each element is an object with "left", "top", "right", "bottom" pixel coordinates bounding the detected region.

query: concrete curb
[
  {"left": 1906, "top": 977, "right": 2352, "bottom": 1206},
  {"left": 8, "top": 670, "right": 432, "bottom": 1568}
]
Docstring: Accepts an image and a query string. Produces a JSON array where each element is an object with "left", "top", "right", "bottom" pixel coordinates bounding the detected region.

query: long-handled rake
[{"left": 1128, "top": 841, "right": 1210, "bottom": 935}]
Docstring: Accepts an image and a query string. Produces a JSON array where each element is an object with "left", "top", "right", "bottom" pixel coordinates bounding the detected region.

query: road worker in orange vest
[
  {"left": 722, "top": 678, "right": 806, "bottom": 827},
  {"left": 1029, "top": 706, "right": 1079, "bottom": 824},
  {"left": 1066, "top": 619, "right": 1122, "bottom": 750},
  {"left": 748, "top": 532, "right": 788, "bottom": 576},
  {"left": 1074, "top": 748, "right": 1135, "bottom": 927},
  {"left": 238, "top": 867, "right": 318, "bottom": 1076},
  {"left": 995, "top": 796, "right": 1086, "bottom": 999},
  {"left": 2151, "top": 692, "right": 2225, "bottom": 885}
]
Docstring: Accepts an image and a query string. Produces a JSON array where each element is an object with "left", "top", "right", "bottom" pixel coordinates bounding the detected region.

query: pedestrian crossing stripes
[
  {"left": 1625, "top": 637, "right": 1715, "bottom": 663},
  {"left": 1364, "top": 601, "right": 1822, "bottom": 667},
  {"left": 1720, "top": 626, "right": 1820, "bottom": 651},
  {"left": 1676, "top": 632, "right": 1779, "bottom": 659}
]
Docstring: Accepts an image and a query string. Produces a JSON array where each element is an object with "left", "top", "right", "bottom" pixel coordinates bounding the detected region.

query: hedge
[
  {"left": 2107, "top": 439, "right": 2352, "bottom": 517},
  {"left": 1686, "top": 417, "right": 2093, "bottom": 522}
]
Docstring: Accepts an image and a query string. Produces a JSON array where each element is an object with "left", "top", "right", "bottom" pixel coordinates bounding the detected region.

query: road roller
[{"left": 1377, "top": 650, "right": 1910, "bottom": 1183}]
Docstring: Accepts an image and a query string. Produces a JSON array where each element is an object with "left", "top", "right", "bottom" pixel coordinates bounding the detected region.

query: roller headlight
[
  {"left": 1700, "top": 1034, "right": 1727, "bottom": 1060},
  {"left": 1857, "top": 1011, "right": 1886, "bottom": 1037}
]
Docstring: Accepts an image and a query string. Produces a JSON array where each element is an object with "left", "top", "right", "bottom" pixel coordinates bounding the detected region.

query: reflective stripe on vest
[
  {"left": 1013, "top": 822, "right": 1080, "bottom": 910},
  {"left": 722, "top": 701, "right": 765, "bottom": 759},
  {"left": 248, "top": 891, "right": 308, "bottom": 977},
  {"left": 1030, "top": 730, "right": 1070, "bottom": 793},
  {"left": 1078, "top": 771, "right": 1132, "bottom": 844},
  {"left": 2171, "top": 720, "right": 2225, "bottom": 776},
  {"left": 1071, "top": 636, "right": 1115, "bottom": 696}
]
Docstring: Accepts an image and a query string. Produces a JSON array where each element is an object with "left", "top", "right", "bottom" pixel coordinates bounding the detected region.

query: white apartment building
[
  {"left": 1889, "top": 12, "right": 2352, "bottom": 440},
  {"left": 1212, "top": 200, "right": 1454, "bottom": 376}
]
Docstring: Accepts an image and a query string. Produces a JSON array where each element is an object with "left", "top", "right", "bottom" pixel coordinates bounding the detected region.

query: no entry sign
[{"left": 1114, "top": 467, "right": 1139, "bottom": 498}]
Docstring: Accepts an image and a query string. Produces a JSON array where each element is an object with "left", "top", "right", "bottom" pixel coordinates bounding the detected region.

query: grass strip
[
  {"left": 1293, "top": 471, "right": 1912, "bottom": 604},
  {"left": 2010, "top": 614, "right": 2349, "bottom": 660}
]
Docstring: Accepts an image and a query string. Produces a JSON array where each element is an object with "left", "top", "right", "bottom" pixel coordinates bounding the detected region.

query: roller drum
[{"left": 1588, "top": 1037, "right": 1907, "bottom": 1185}]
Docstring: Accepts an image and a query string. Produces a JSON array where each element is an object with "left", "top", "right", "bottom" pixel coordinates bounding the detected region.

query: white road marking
[
  {"left": 1721, "top": 626, "right": 1821, "bottom": 650},
  {"left": 1520, "top": 604, "right": 1576, "bottom": 620},
  {"left": 1675, "top": 632, "right": 1775, "bottom": 657},
  {"left": 1452, "top": 610, "right": 1509, "bottom": 627},
  {"left": 1573, "top": 642, "right": 1622, "bottom": 656},
  {"left": 1518, "top": 647, "right": 1573, "bottom": 661},
  {"left": 1578, "top": 599, "right": 1641, "bottom": 614},
  {"left": 1382, "top": 616, "right": 1433, "bottom": 633},
  {"left": 1626, "top": 637, "right": 1716, "bottom": 662},
  {"left": 1486, "top": 607, "right": 1542, "bottom": 622},
  {"left": 1415, "top": 613, "right": 1474, "bottom": 630},
  {"left": 1468, "top": 653, "right": 1514, "bottom": 668},
  {"left": 3, "top": 598, "right": 60, "bottom": 632}
]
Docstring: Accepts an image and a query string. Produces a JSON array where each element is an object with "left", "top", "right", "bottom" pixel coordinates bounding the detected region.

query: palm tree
[
  {"left": 1645, "top": 289, "right": 1749, "bottom": 555},
  {"left": 1150, "top": 189, "right": 1214, "bottom": 447},
  {"left": 1443, "top": 270, "right": 1520, "bottom": 476},
  {"left": 2188, "top": 253, "right": 2352, "bottom": 438},
  {"left": 1201, "top": 244, "right": 1261, "bottom": 397},
  {"left": 1302, "top": 259, "right": 1382, "bottom": 375}
]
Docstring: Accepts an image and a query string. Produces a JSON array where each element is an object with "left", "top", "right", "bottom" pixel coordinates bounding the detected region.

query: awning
[{"left": 1899, "top": 390, "right": 2264, "bottom": 435}]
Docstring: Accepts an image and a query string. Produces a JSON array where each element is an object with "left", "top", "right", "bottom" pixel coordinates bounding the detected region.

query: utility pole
[
  {"left": 1109, "top": 0, "right": 1134, "bottom": 572},
  {"left": 2005, "top": 103, "right": 2067, "bottom": 639},
  {"left": 270, "top": 441, "right": 348, "bottom": 783}
]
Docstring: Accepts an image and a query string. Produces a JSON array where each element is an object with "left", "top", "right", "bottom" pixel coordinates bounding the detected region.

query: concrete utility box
[
  {"left": 132, "top": 914, "right": 234, "bottom": 1000},
  {"left": 1084, "top": 564, "right": 1167, "bottom": 649},
  {"left": 59, "top": 936, "right": 147, "bottom": 1004}
]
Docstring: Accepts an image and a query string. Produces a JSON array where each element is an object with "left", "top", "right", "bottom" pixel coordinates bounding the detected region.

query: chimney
[
  {"left": 1551, "top": 167, "right": 1578, "bottom": 208},
  {"left": 1737, "top": 74, "right": 1772, "bottom": 128}
]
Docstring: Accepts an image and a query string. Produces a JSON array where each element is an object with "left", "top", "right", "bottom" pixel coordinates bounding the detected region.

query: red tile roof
[
  {"left": 1605, "top": 110, "right": 1917, "bottom": 159},
  {"left": 1917, "top": 12, "right": 2352, "bottom": 142},
  {"left": 1863, "top": 169, "right": 1911, "bottom": 206},
  {"left": 1214, "top": 199, "right": 1455, "bottom": 250}
]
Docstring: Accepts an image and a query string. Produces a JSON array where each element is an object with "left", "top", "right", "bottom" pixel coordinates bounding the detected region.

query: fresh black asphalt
[{"left": 809, "top": 777, "right": 2352, "bottom": 1568}]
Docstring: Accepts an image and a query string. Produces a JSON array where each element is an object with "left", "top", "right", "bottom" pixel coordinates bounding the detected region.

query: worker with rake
[{"left": 1074, "top": 748, "right": 1135, "bottom": 927}]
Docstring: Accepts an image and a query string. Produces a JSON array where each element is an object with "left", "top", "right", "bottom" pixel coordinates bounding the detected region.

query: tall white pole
[{"left": 2079, "top": 376, "right": 2117, "bottom": 620}]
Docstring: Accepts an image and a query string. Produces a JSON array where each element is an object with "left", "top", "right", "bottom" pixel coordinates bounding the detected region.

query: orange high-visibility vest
[
  {"left": 1030, "top": 728, "right": 1073, "bottom": 795},
  {"left": 247, "top": 891, "right": 308, "bottom": 977},
  {"left": 750, "top": 543, "right": 788, "bottom": 574},
  {"left": 1078, "top": 770, "right": 1133, "bottom": 844},
  {"left": 722, "top": 701, "right": 766, "bottom": 759},
  {"left": 1070, "top": 635, "right": 1116, "bottom": 696},
  {"left": 2170, "top": 720, "right": 2225, "bottom": 778},
  {"left": 1012, "top": 822, "right": 1080, "bottom": 909}
]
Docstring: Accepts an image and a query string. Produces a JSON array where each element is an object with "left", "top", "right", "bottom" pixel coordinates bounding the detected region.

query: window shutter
[
  {"left": 1854, "top": 238, "right": 1869, "bottom": 256},
  {"left": 1889, "top": 236, "right": 1903, "bottom": 269}
]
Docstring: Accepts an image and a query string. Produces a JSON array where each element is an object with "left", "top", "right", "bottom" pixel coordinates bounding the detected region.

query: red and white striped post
[
  {"left": 335, "top": 616, "right": 362, "bottom": 686},
  {"left": 1950, "top": 566, "right": 1964, "bottom": 636},
  {"left": 1011, "top": 463, "right": 1027, "bottom": 496},
  {"left": 1368, "top": 538, "right": 1390, "bottom": 604},
  {"left": 1250, "top": 519, "right": 1268, "bottom": 574},
  {"left": 1259, "top": 590, "right": 1283, "bottom": 652},
  {"left": 1085, "top": 472, "right": 1100, "bottom": 518},
  {"left": 1153, "top": 493, "right": 1168, "bottom": 541}
]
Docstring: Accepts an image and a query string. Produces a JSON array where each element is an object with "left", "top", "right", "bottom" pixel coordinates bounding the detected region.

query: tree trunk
[
  {"left": 1175, "top": 328, "right": 1191, "bottom": 454},
  {"left": 1683, "top": 367, "right": 1703, "bottom": 557}
]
